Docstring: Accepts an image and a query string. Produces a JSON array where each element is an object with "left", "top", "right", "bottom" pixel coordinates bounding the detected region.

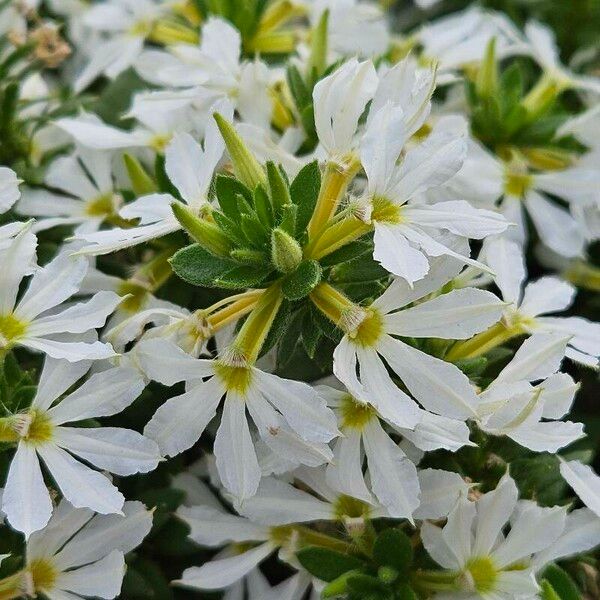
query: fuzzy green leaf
[
  {"left": 170, "top": 244, "right": 267, "bottom": 290},
  {"left": 282, "top": 260, "right": 322, "bottom": 301},
  {"left": 290, "top": 160, "right": 321, "bottom": 234},
  {"left": 297, "top": 547, "right": 365, "bottom": 582}
]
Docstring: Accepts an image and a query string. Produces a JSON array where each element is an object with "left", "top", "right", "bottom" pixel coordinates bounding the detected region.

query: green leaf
[
  {"left": 287, "top": 65, "right": 311, "bottom": 111},
  {"left": 373, "top": 529, "right": 413, "bottom": 572},
  {"left": 123, "top": 154, "right": 157, "bottom": 195},
  {"left": 276, "top": 308, "right": 305, "bottom": 370},
  {"left": 290, "top": 160, "right": 320, "bottom": 234},
  {"left": 510, "top": 454, "right": 567, "bottom": 506},
  {"left": 282, "top": 260, "right": 322, "bottom": 301},
  {"left": 320, "top": 239, "right": 372, "bottom": 267},
  {"left": 541, "top": 565, "right": 581, "bottom": 600},
  {"left": 541, "top": 581, "right": 563, "bottom": 600},
  {"left": 347, "top": 574, "right": 393, "bottom": 598},
  {"left": 170, "top": 244, "right": 267, "bottom": 290},
  {"left": 259, "top": 301, "right": 291, "bottom": 358},
  {"left": 241, "top": 213, "right": 269, "bottom": 248},
  {"left": 296, "top": 547, "right": 365, "bottom": 582},
  {"left": 253, "top": 184, "right": 274, "bottom": 228},
  {"left": 215, "top": 174, "right": 252, "bottom": 220},
  {"left": 94, "top": 68, "right": 148, "bottom": 127},
  {"left": 302, "top": 310, "right": 323, "bottom": 359},
  {"left": 267, "top": 161, "right": 291, "bottom": 216}
]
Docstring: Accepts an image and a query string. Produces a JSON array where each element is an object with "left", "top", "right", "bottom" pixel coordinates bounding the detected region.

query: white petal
[
  {"left": 237, "top": 477, "right": 333, "bottom": 525},
  {"left": 54, "top": 427, "right": 160, "bottom": 475},
  {"left": 361, "top": 102, "right": 408, "bottom": 195},
  {"left": 32, "top": 357, "right": 92, "bottom": 412},
  {"left": 363, "top": 419, "right": 420, "bottom": 519},
  {"left": 494, "top": 333, "right": 569, "bottom": 384},
  {"left": 178, "top": 505, "right": 268, "bottom": 546},
  {"left": 472, "top": 475, "right": 518, "bottom": 557},
  {"left": 326, "top": 430, "right": 373, "bottom": 504},
  {"left": 492, "top": 503, "right": 566, "bottom": 567},
  {"left": 355, "top": 345, "right": 422, "bottom": 428},
  {"left": 37, "top": 444, "right": 125, "bottom": 515},
  {"left": 27, "top": 291, "right": 123, "bottom": 336},
  {"left": 539, "top": 373, "right": 578, "bottom": 419},
  {"left": 372, "top": 223, "right": 430, "bottom": 284},
  {"left": 520, "top": 276, "right": 575, "bottom": 317},
  {"left": 509, "top": 420, "right": 584, "bottom": 453},
  {"left": 421, "top": 522, "right": 460, "bottom": 570},
  {"left": 313, "top": 59, "right": 378, "bottom": 156},
  {"left": 482, "top": 237, "right": 525, "bottom": 305},
  {"left": 379, "top": 336, "right": 478, "bottom": 419},
  {"left": 533, "top": 508, "right": 600, "bottom": 569},
  {"left": 392, "top": 132, "right": 466, "bottom": 199},
  {"left": 254, "top": 370, "right": 339, "bottom": 443},
  {"left": 524, "top": 191, "right": 585, "bottom": 258},
  {"left": 400, "top": 412, "right": 473, "bottom": 452},
  {"left": 0, "top": 225, "right": 37, "bottom": 314},
  {"left": 559, "top": 459, "right": 600, "bottom": 517},
  {"left": 23, "top": 336, "right": 116, "bottom": 362},
  {"left": 441, "top": 495, "right": 475, "bottom": 567},
  {"left": 57, "top": 113, "right": 144, "bottom": 148},
  {"left": 176, "top": 542, "right": 275, "bottom": 591},
  {"left": 3, "top": 443, "right": 52, "bottom": 538},
  {"left": 144, "top": 377, "right": 223, "bottom": 457},
  {"left": 385, "top": 288, "right": 504, "bottom": 339},
  {"left": 55, "top": 550, "right": 125, "bottom": 599},
  {"left": 48, "top": 367, "right": 145, "bottom": 424},
  {"left": 135, "top": 338, "right": 214, "bottom": 384},
  {"left": 54, "top": 501, "right": 153, "bottom": 570},
  {"left": 372, "top": 233, "right": 471, "bottom": 313},
  {"left": 535, "top": 316, "right": 600, "bottom": 358},
  {"left": 0, "top": 166, "right": 20, "bottom": 213},
  {"left": 214, "top": 395, "right": 261, "bottom": 501},
  {"left": 414, "top": 469, "right": 471, "bottom": 520},
  {"left": 403, "top": 201, "right": 508, "bottom": 238}
]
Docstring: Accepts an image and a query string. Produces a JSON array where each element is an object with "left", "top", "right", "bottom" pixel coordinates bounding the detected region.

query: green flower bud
[{"left": 271, "top": 228, "right": 302, "bottom": 273}]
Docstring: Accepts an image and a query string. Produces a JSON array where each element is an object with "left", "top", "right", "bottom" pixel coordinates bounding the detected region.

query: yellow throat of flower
[
  {"left": 339, "top": 394, "right": 376, "bottom": 430},
  {"left": 463, "top": 556, "right": 498, "bottom": 594},
  {"left": 0, "top": 313, "right": 28, "bottom": 350}
]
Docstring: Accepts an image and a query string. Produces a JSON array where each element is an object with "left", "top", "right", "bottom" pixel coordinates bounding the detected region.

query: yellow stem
[
  {"left": 230, "top": 283, "right": 283, "bottom": 364},
  {"left": 305, "top": 215, "right": 371, "bottom": 260},
  {"left": 307, "top": 158, "right": 360, "bottom": 240},
  {"left": 206, "top": 292, "right": 263, "bottom": 331},
  {"left": 446, "top": 321, "right": 520, "bottom": 361}
]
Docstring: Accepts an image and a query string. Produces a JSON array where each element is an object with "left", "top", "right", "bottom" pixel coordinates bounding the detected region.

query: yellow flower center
[
  {"left": 339, "top": 394, "right": 376, "bottom": 430},
  {"left": 214, "top": 362, "right": 253, "bottom": 395},
  {"left": 333, "top": 494, "right": 372, "bottom": 520},
  {"left": 117, "top": 281, "right": 151, "bottom": 313},
  {"left": 149, "top": 134, "right": 172, "bottom": 153},
  {"left": 0, "top": 313, "right": 28, "bottom": 348},
  {"left": 85, "top": 193, "right": 118, "bottom": 218},
  {"left": 348, "top": 309, "right": 384, "bottom": 348},
  {"left": 503, "top": 170, "right": 533, "bottom": 198},
  {"left": 371, "top": 196, "right": 404, "bottom": 224},
  {"left": 28, "top": 559, "right": 58, "bottom": 594},
  {"left": 464, "top": 556, "right": 498, "bottom": 594},
  {"left": 12, "top": 410, "right": 54, "bottom": 445}
]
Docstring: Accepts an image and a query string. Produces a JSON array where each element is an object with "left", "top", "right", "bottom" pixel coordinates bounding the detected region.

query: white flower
[
  {"left": 416, "top": 7, "right": 527, "bottom": 83},
  {"left": 68, "top": 100, "right": 231, "bottom": 256},
  {"left": 137, "top": 339, "right": 338, "bottom": 501},
  {"left": 23, "top": 499, "right": 153, "bottom": 599},
  {"left": 0, "top": 230, "right": 120, "bottom": 361},
  {"left": 484, "top": 237, "right": 600, "bottom": 366},
  {"left": 0, "top": 166, "right": 21, "bottom": 214},
  {"left": 441, "top": 142, "right": 600, "bottom": 258},
  {"left": 476, "top": 333, "right": 584, "bottom": 451},
  {"left": 135, "top": 17, "right": 274, "bottom": 130},
  {"left": 361, "top": 107, "right": 508, "bottom": 283},
  {"left": 422, "top": 475, "right": 564, "bottom": 599},
  {"left": 313, "top": 58, "right": 378, "bottom": 162},
  {"left": 17, "top": 147, "right": 122, "bottom": 233},
  {"left": 331, "top": 248, "right": 505, "bottom": 429},
  {"left": 1, "top": 357, "right": 159, "bottom": 537},
  {"left": 523, "top": 20, "right": 600, "bottom": 94},
  {"left": 559, "top": 459, "right": 600, "bottom": 518},
  {"left": 73, "top": 0, "right": 170, "bottom": 92}
]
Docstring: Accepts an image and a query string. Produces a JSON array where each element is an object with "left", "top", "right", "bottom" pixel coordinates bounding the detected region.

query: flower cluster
[{"left": 0, "top": 1, "right": 599, "bottom": 599}]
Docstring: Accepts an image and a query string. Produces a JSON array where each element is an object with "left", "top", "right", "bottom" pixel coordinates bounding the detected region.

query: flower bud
[{"left": 271, "top": 228, "right": 302, "bottom": 274}]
